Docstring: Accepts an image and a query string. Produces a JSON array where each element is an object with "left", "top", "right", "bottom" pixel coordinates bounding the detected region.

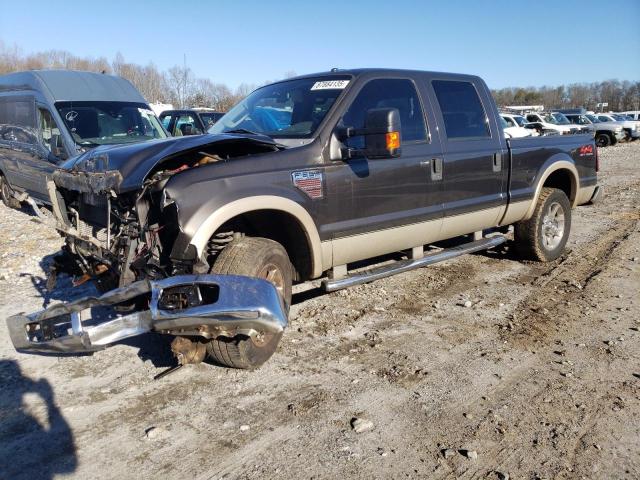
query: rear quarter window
[{"left": 432, "top": 80, "right": 490, "bottom": 140}]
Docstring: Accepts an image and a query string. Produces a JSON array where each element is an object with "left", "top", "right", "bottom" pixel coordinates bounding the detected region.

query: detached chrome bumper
[{"left": 6, "top": 275, "right": 287, "bottom": 355}]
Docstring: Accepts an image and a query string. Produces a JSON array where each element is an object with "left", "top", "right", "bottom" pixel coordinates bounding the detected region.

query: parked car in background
[
  {"left": 525, "top": 112, "right": 581, "bottom": 135},
  {"left": 159, "top": 108, "right": 225, "bottom": 136},
  {"left": 0, "top": 70, "right": 167, "bottom": 207},
  {"left": 620, "top": 111, "right": 640, "bottom": 121},
  {"left": 500, "top": 114, "right": 533, "bottom": 137},
  {"left": 558, "top": 109, "right": 625, "bottom": 147},
  {"left": 595, "top": 113, "right": 639, "bottom": 141}
]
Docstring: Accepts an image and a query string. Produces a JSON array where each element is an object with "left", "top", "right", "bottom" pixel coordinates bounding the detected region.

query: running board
[{"left": 322, "top": 235, "right": 507, "bottom": 292}]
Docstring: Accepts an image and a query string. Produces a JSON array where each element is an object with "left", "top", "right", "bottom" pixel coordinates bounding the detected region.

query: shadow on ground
[{"left": 0, "top": 360, "right": 77, "bottom": 480}]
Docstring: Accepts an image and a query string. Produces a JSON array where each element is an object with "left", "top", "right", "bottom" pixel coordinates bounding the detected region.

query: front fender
[{"left": 185, "top": 195, "right": 325, "bottom": 279}]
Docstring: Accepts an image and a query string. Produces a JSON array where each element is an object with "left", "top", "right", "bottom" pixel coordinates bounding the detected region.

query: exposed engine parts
[{"left": 47, "top": 136, "right": 281, "bottom": 290}]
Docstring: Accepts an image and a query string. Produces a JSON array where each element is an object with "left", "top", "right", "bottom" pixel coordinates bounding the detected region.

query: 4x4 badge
[{"left": 292, "top": 170, "right": 323, "bottom": 199}]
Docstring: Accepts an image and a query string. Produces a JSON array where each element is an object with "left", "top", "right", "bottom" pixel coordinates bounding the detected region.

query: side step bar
[{"left": 322, "top": 235, "right": 507, "bottom": 292}]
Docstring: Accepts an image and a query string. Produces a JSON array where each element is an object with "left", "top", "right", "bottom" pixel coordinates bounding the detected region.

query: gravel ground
[{"left": 1, "top": 142, "right": 639, "bottom": 479}]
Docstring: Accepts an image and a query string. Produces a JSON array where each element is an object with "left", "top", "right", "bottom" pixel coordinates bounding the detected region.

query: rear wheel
[
  {"left": 514, "top": 187, "right": 571, "bottom": 262},
  {"left": 206, "top": 236, "right": 292, "bottom": 369},
  {"left": 0, "top": 174, "right": 21, "bottom": 209},
  {"left": 595, "top": 133, "right": 611, "bottom": 148}
]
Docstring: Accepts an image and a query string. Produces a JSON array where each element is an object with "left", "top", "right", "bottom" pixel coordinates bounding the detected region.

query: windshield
[
  {"left": 209, "top": 76, "right": 351, "bottom": 138},
  {"left": 545, "top": 113, "right": 570, "bottom": 125},
  {"left": 56, "top": 101, "right": 167, "bottom": 147},
  {"left": 586, "top": 114, "right": 601, "bottom": 123},
  {"left": 513, "top": 115, "right": 527, "bottom": 127}
]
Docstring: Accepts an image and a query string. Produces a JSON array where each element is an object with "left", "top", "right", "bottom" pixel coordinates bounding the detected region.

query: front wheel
[
  {"left": 595, "top": 133, "right": 611, "bottom": 148},
  {"left": 206, "top": 236, "right": 292, "bottom": 369},
  {"left": 514, "top": 187, "right": 572, "bottom": 262},
  {"left": 0, "top": 174, "right": 21, "bottom": 209}
]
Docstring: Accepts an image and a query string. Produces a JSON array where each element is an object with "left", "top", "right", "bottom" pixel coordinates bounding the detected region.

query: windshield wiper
[{"left": 224, "top": 128, "right": 264, "bottom": 136}]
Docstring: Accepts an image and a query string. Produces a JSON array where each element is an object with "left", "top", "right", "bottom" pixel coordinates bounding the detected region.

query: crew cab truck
[
  {"left": 0, "top": 70, "right": 167, "bottom": 208},
  {"left": 6, "top": 69, "right": 600, "bottom": 371}
]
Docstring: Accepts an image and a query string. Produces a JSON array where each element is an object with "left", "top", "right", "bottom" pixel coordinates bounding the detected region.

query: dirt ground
[{"left": 1, "top": 142, "right": 639, "bottom": 480}]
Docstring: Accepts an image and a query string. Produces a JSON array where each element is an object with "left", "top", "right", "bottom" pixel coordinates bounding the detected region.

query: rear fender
[{"left": 523, "top": 159, "right": 579, "bottom": 220}]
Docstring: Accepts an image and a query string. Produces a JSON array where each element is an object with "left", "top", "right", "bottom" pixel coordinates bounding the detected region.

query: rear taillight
[{"left": 595, "top": 143, "right": 599, "bottom": 172}]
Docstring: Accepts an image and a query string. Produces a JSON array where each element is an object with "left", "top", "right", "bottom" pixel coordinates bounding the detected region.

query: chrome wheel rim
[{"left": 541, "top": 201, "right": 565, "bottom": 250}]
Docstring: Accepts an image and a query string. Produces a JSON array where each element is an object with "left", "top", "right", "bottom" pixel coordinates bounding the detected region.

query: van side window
[
  {"left": 38, "top": 108, "right": 62, "bottom": 153},
  {"left": 432, "top": 80, "right": 490, "bottom": 140},
  {"left": 0, "top": 96, "right": 37, "bottom": 144},
  {"left": 342, "top": 79, "right": 427, "bottom": 148}
]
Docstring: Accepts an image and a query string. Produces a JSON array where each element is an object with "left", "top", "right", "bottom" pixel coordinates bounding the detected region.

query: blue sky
[{"left": 2, "top": 0, "right": 639, "bottom": 90}]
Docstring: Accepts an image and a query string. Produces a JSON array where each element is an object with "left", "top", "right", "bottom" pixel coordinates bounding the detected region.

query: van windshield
[
  {"left": 209, "top": 76, "right": 351, "bottom": 138},
  {"left": 56, "top": 101, "right": 167, "bottom": 147}
]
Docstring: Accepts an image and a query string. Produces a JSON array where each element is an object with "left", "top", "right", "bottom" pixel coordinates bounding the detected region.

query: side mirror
[
  {"left": 50, "top": 133, "right": 68, "bottom": 161},
  {"left": 336, "top": 107, "right": 402, "bottom": 160}
]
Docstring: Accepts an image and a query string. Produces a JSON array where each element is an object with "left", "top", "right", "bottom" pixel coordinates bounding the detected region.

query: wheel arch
[
  {"left": 189, "top": 195, "right": 326, "bottom": 280},
  {"left": 524, "top": 160, "right": 579, "bottom": 220}
]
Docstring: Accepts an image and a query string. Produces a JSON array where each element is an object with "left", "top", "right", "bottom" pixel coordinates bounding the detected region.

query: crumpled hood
[{"left": 59, "top": 133, "right": 281, "bottom": 192}]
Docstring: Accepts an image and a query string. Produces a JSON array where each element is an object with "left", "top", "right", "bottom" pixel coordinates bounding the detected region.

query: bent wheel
[{"left": 206, "top": 236, "right": 292, "bottom": 369}]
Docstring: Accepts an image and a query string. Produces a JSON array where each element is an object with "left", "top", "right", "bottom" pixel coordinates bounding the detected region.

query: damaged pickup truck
[{"left": 7, "top": 69, "right": 601, "bottom": 370}]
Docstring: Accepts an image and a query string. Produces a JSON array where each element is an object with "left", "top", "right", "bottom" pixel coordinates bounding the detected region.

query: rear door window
[
  {"left": 432, "top": 80, "right": 490, "bottom": 140},
  {"left": 342, "top": 78, "right": 427, "bottom": 148}
]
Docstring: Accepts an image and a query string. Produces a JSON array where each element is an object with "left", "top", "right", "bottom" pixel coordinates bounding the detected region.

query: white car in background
[
  {"left": 620, "top": 111, "right": 640, "bottom": 121},
  {"left": 526, "top": 112, "right": 581, "bottom": 135},
  {"left": 596, "top": 113, "right": 640, "bottom": 141},
  {"left": 500, "top": 114, "right": 534, "bottom": 137}
]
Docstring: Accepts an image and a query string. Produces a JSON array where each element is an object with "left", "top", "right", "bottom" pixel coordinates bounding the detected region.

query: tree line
[
  {"left": 0, "top": 41, "right": 264, "bottom": 112},
  {"left": 492, "top": 80, "right": 640, "bottom": 111},
  {"left": 1, "top": 41, "right": 639, "bottom": 112}
]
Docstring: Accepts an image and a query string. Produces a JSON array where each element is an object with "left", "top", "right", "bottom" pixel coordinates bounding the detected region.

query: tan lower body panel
[
  {"left": 575, "top": 185, "right": 597, "bottom": 206},
  {"left": 499, "top": 200, "right": 530, "bottom": 226},
  {"left": 330, "top": 206, "right": 509, "bottom": 267}
]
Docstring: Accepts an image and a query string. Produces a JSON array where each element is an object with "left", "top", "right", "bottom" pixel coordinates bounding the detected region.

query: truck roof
[
  {"left": 277, "top": 68, "right": 485, "bottom": 84},
  {"left": 0, "top": 70, "right": 147, "bottom": 104}
]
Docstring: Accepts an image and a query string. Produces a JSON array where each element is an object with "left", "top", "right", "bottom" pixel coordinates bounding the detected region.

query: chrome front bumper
[{"left": 6, "top": 274, "right": 287, "bottom": 355}]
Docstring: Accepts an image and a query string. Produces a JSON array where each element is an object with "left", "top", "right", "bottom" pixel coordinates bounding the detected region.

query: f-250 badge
[{"left": 292, "top": 170, "right": 324, "bottom": 199}]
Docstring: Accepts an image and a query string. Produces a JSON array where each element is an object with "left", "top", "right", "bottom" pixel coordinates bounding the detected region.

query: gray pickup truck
[{"left": 7, "top": 69, "right": 601, "bottom": 371}]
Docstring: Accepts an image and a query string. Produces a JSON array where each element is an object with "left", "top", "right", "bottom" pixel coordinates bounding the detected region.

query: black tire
[
  {"left": 206, "top": 236, "right": 292, "bottom": 369},
  {"left": 595, "top": 133, "right": 611, "bottom": 148},
  {"left": 0, "top": 174, "right": 21, "bottom": 209},
  {"left": 514, "top": 187, "right": 571, "bottom": 262}
]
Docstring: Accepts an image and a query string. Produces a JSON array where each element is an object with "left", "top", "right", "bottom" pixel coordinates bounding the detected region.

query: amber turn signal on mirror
[{"left": 386, "top": 131, "right": 400, "bottom": 149}]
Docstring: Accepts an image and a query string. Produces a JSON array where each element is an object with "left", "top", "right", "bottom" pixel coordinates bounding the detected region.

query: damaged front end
[
  {"left": 7, "top": 274, "right": 287, "bottom": 355},
  {"left": 46, "top": 134, "right": 282, "bottom": 291}
]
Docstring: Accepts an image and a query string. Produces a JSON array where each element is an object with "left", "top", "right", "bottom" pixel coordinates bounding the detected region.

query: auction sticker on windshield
[{"left": 311, "top": 80, "right": 350, "bottom": 90}]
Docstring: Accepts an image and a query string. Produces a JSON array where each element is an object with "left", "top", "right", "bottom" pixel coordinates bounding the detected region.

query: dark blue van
[{"left": 0, "top": 70, "right": 167, "bottom": 207}]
